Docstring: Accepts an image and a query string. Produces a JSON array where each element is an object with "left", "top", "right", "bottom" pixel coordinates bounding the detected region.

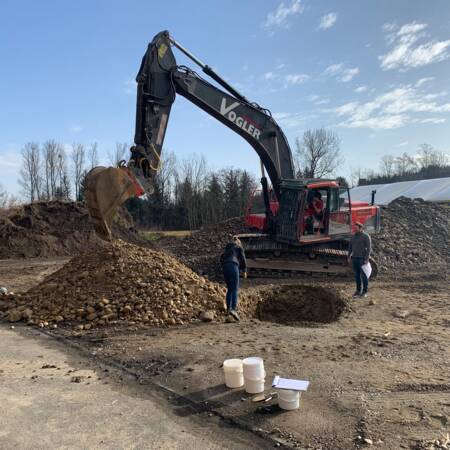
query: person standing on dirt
[
  {"left": 221, "top": 237, "right": 247, "bottom": 321},
  {"left": 348, "top": 222, "right": 372, "bottom": 298}
]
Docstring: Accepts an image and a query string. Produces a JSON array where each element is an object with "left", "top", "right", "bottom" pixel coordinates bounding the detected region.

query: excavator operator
[{"left": 304, "top": 190, "right": 325, "bottom": 235}]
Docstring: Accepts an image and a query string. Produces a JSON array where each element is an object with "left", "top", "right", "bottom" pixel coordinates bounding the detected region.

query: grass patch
[{"left": 142, "top": 230, "right": 193, "bottom": 241}]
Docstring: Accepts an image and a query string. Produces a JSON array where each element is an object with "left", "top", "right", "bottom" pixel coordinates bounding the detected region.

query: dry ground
[{"left": 1, "top": 258, "right": 449, "bottom": 450}]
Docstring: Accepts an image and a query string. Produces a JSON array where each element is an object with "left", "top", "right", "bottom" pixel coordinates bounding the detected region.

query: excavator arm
[{"left": 86, "top": 30, "right": 295, "bottom": 239}]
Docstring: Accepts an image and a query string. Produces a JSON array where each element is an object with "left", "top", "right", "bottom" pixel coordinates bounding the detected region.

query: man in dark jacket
[
  {"left": 221, "top": 237, "right": 247, "bottom": 321},
  {"left": 348, "top": 222, "right": 372, "bottom": 298}
]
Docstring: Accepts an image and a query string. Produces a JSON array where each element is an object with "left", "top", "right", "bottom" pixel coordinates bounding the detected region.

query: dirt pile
[
  {"left": 0, "top": 240, "right": 349, "bottom": 329},
  {"left": 1, "top": 240, "right": 262, "bottom": 329},
  {"left": 157, "top": 217, "right": 248, "bottom": 278},
  {"left": 0, "top": 201, "right": 146, "bottom": 259},
  {"left": 372, "top": 197, "right": 450, "bottom": 271}
]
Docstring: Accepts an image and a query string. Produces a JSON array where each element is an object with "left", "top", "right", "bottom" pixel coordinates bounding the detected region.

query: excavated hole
[{"left": 255, "top": 285, "right": 347, "bottom": 325}]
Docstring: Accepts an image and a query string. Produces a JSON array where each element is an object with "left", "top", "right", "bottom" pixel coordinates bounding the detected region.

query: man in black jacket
[
  {"left": 221, "top": 237, "right": 247, "bottom": 321},
  {"left": 348, "top": 222, "right": 372, "bottom": 298}
]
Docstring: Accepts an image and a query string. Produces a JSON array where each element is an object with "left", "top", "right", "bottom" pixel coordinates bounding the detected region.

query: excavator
[{"left": 86, "top": 30, "right": 380, "bottom": 277}]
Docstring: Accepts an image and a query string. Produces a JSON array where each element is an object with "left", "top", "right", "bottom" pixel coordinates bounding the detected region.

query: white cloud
[
  {"left": 0, "top": 152, "right": 20, "bottom": 170},
  {"left": 325, "top": 63, "right": 343, "bottom": 74},
  {"left": 396, "top": 141, "right": 409, "bottom": 147},
  {"left": 415, "top": 77, "right": 434, "bottom": 87},
  {"left": 421, "top": 117, "right": 446, "bottom": 124},
  {"left": 340, "top": 67, "right": 359, "bottom": 82},
  {"left": 264, "top": 0, "right": 304, "bottom": 30},
  {"left": 307, "top": 94, "right": 328, "bottom": 105},
  {"left": 264, "top": 71, "right": 278, "bottom": 80},
  {"left": 319, "top": 12, "right": 338, "bottom": 30},
  {"left": 331, "top": 84, "right": 450, "bottom": 129},
  {"left": 354, "top": 86, "right": 368, "bottom": 93},
  {"left": 70, "top": 125, "right": 83, "bottom": 133},
  {"left": 285, "top": 73, "right": 309, "bottom": 84},
  {"left": 380, "top": 21, "right": 450, "bottom": 70},
  {"left": 124, "top": 78, "right": 137, "bottom": 94},
  {"left": 382, "top": 22, "right": 397, "bottom": 33},
  {"left": 273, "top": 111, "right": 316, "bottom": 129},
  {"left": 324, "top": 63, "right": 359, "bottom": 82}
]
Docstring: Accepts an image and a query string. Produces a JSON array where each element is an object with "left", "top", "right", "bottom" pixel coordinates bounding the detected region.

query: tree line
[
  {"left": 11, "top": 129, "right": 450, "bottom": 230},
  {"left": 125, "top": 152, "right": 258, "bottom": 230},
  {"left": 17, "top": 141, "right": 129, "bottom": 203},
  {"left": 353, "top": 144, "right": 450, "bottom": 186}
]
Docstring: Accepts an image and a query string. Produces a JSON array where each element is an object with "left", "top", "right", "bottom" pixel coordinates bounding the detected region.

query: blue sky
[{"left": 1, "top": 0, "right": 450, "bottom": 194}]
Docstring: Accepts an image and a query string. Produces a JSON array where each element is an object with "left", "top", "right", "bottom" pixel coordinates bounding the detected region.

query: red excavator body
[{"left": 246, "top": 182, "right": 380, "bottom": 237}]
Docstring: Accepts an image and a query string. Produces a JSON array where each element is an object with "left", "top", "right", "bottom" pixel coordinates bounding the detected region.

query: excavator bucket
[{"left": 85, "top": 166, "right": 139, "bottom": 240}]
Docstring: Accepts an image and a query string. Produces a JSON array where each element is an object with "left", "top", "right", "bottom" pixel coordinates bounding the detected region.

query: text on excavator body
[{"left": 220, "top": 98, "right": 261, "bottom": 140}]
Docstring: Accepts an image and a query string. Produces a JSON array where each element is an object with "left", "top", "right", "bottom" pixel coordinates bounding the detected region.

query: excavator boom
[{"left": 85, "top": 30, "right": 295, "bottom": 239}]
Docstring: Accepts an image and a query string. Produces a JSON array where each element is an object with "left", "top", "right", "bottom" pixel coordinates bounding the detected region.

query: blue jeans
[
  {"left": 223, "top": 262, "right": 239, "bottom": 310},
  {"left": 352, "top": 257, "right": 368, "bottom": 294}
]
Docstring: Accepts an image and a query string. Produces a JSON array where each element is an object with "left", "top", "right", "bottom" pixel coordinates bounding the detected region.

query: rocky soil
[
  {"left": 371, "top": 197, "right": 450, "bottom": 270},
  {"left": 0, "top": 201, "right": 146, "bottom": 259},
  {"left": 0, "top": 240, "right": 264, "bottom": 329},
  {"left": 156, "top": 217, "right": 248, "bottom": 278},
  {"left": 0, "top": 240, "right": 348, "bottom": 330}
]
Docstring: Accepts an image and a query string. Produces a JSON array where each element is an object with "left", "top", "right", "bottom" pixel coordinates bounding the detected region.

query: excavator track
[{"left": 237, "top": 233, "right": 378, "bottom": 279}]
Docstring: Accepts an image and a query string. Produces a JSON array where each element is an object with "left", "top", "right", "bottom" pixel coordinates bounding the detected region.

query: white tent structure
[{"left": 350, "top": 177, "right": 450, "bottom": 205}]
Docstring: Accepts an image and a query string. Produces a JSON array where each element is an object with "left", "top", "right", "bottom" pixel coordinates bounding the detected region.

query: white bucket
[
  {"left": 223, "top": 359, "right": 244, "bottom": 388},
  {"left": 243, "top": 357, "right": 264, "bottom": 380},
  {"left": 244, "top": 377, "right": 265, "bottom": 394},
  {"left": 278, "top": 396, "right": 300, "bottom": 410},
  {"left": 277, "top": 389, "right": 300, "bottom": 402}
]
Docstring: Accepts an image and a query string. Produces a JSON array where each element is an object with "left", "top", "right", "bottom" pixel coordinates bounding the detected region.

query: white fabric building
[{"left": 350, "top": 177, "right": 450, "bottom": 205}]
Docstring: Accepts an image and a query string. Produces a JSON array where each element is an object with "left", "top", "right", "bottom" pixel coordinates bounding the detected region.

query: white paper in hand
[{"left": 362, "top": 262, "right": 372, "bottom": 279}]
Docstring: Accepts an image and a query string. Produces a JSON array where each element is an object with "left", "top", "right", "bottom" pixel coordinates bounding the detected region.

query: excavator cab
[{"left": 274, "top": 179, "right": 352, "bottom": 245}]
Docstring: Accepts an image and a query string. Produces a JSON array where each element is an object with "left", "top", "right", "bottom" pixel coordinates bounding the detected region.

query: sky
[{"left": 1, "top": 0, "right": 450, "bottom": 195}]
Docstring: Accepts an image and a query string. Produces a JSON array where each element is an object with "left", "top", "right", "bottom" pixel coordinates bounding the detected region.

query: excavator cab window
[{"left": 328, "top": 187, "right": 352, "bottom": 236}]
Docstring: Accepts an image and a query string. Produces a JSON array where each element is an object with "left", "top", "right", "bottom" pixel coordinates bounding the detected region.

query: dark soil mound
[
  {"left": 157, "top": 217, "right": 248, "bottom": 278},
  {"left": 256, "top": 285, "right": 348, "bottom": 325},
  {"left": 372, "top": 197, "right": 450, "bottom": 271},
  {"left": 0, "top": 201, "right": 147, "bottom": 259}
]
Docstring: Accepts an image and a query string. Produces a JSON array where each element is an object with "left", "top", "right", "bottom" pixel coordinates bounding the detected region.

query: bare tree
[
  {"left": 42, "top": 140, "right": 62, "bottom": 199},
  {"left": 0, "top": 183, "right": 9, "bottom": 209},
  {"left": 157, "top": 150, "right": 177, "bottom": 202},
  {"left": 108, "top": 142, "right": 128, "bottom": 166},
  {"left": 394, "top": 152, "right": 417, "bottom": 176},
  {"left": 349, "top": 166, "right": 369, "bottom": 187},
  {"left": 88, "top": 142, "right": 99, "bottom": 169},
  {"left": 19, "top": 142, "right": 42, "bottom": 202},
  {"left": 417, "top": 144, "right": 449, "bottom": 168},
  {"left": 295, "top": 128, "right": 343, "bottom": 178},
  {"left": 56, "top": 150, "right": 71, "bottom": 200},
  {"left": 179, "top": 154, "right": 208, "bottom": 229},
  {"left": 71, "top": 143, "right": 85, "bottom": 200},
  {"left": 380, "top": 155, "right": 395, "bottom": 178}
]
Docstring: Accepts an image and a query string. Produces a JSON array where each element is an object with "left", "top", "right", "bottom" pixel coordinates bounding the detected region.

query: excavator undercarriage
[{"left": 238, "top": 234, "right": 378, "bottom": 278}]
